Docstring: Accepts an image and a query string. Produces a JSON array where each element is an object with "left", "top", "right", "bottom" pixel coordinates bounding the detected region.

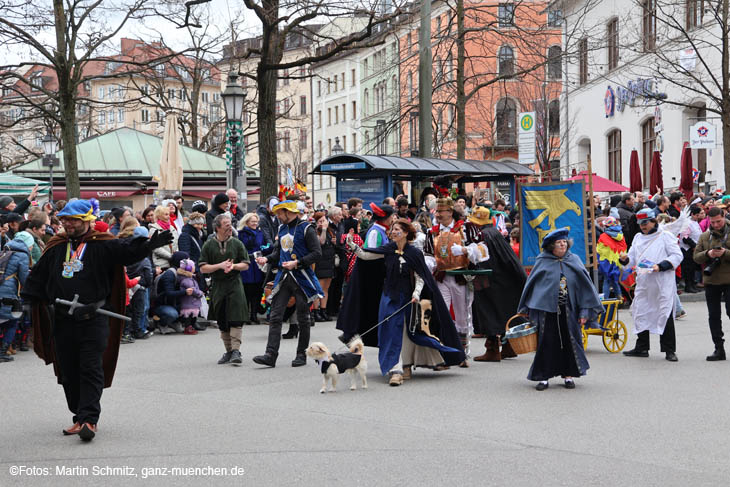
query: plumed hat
[{"left": 369, "top": 202, "right": 395, "bottom": 220}]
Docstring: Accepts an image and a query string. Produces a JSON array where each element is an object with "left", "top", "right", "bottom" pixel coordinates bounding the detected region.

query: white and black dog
[{"left": 305, "top": 337, "right": 368, "bottom": 393}]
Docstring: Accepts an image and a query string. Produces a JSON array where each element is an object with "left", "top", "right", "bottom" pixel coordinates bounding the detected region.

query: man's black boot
[
  {"left": 623, "top": 347, "right": 649, "bottom": 357},
  {"left": 291, "top": 354, "right": 307, "bottom": 367},
  {"left": 706, "top": 348, "right": 726, "bottom": 361},
  {"left": 253, "top": 353, "right": 277, "bottom": 367}
]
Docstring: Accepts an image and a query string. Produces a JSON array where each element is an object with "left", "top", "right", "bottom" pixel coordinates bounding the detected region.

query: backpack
[
  {"left": 0, "top": 250, "right": 16, "bottom": 282},
  {"left": 150, "top": 268, "right": 175, "bottom": 304}
]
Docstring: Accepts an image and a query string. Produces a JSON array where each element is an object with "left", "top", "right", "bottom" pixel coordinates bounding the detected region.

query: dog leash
[{"left": 335, "top": 301, "right": 414, "bottom": 353}]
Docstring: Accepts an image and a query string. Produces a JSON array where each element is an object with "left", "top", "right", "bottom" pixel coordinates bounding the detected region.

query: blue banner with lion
[{"left": 518, "top": 181, "right": 587, "bottom": 266}]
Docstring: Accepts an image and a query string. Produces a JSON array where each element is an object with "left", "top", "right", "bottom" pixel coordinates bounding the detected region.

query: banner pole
[{"left": 587, "top": 154, "right": 599, "bottom": 286}]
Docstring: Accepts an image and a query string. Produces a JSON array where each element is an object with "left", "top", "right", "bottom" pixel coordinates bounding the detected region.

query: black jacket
[
  {"left": 126, "top": 256, "right": 153, "bottom": 288},
  {"left": 615, "top": 201, "right": 634, "bottom": 231},
  {"left": 256, "top": 204, "right": 279, "bottom": 245},
  {"left": 205, "top": 207, "right": 226, "bottom": 237},
  {"left": 178, "top": 223, "right": 204, "bottom": 263},
  {"left": 155, "top": 268, "right": 185, "bottom": 307},
  {"left": 0, "top": 199, "right": 31, "bottom": 216}
]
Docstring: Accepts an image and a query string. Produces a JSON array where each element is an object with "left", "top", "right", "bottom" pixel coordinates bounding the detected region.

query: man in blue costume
[{"left": 253, "top": 201, "right": 323, "bottom": 368}]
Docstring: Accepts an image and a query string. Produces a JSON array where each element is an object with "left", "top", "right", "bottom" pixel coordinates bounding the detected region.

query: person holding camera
[
  {"left": 619, "top": 208, "right": 683, "bottom": 361},
  {"left": 693, "top": 206, "right": 730, "bottom": 361}
]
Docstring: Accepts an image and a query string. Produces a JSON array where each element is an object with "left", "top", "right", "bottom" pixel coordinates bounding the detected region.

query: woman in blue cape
[
  {"left": 518, "top": 228, "right": 604, "bottom": 391},
  {"left": 338, "top": 219, "right": 465, "bottom": 386}
]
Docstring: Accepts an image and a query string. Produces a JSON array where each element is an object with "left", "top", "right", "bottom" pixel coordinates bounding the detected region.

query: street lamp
[
  {"left": 221, "top": 72, "right": 248, "bottom": 211},
  {"left": 41, "top": 131, "right": 59, "bottom": 203},
  {"left": 332, "top": 137, "right": 344, "bottom": 156}
]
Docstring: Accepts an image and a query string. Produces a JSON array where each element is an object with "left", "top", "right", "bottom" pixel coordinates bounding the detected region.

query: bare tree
[
  {"left": 230, "top": 0, "right": 405, "bottom": 199},
  {"left": 0, "top": 0, "right": 186, "bottom": 197}
]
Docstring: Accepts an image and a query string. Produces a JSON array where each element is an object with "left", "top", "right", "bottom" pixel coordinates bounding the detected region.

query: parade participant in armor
[
  {"left": 253, "top": 201, "right": 323, "bottom": 368},
  {"left": 21, "top": 200, "right": 173, "bottom": 441},
  {"left": 199, "top": 214, "right": 250, "bottom": 366},
  {"left": 620, "top": 208, "right": 683, "bottom": 361},
  {"left": 423, "top": 197, "right": 489, "bottom": 366},
  {"left": 518, "top": 228, "right": 604, "bottom": 390},
  {"left": 340, "top": 219, "right": 465, "bottom": 385},
  {"left": 364, "top": 202, "right": 396, "bottom": 249},
  {"left": 468, "top": 206, "right": 526, "bottom": 362}
]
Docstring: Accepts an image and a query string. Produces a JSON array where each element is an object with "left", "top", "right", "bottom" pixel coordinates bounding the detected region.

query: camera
[{"left": 704, "top": 247, "right": 724, "bottom": 276}]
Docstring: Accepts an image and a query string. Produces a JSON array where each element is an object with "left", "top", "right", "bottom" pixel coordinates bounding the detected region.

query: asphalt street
[{"left": 1, "top": 300, "right": 728, "bottom": 487}]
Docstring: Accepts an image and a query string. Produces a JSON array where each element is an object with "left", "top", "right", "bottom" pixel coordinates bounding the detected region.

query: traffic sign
[{"left": 518, "top": 112, "right": 536, "bottom": 164}]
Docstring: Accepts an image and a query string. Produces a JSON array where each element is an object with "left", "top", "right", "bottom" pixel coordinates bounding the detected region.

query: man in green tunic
[{"left": 199, "top": 214, "right": 250, "bottom": 365}]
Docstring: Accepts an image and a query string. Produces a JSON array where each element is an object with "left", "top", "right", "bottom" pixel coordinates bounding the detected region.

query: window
[
  {"left": 352, "top": 132, "right": 356, "bottom": 152},
  {"left": 579, "top": 38, "right": 588, "bottom": 85},
  {"left": 118, "top": 109, "right": 124, "bottom": 122},
  {"left": 327, "top": 108, "right": 331, "bottom": 125},
  {"left": 642, "top": 117, "right": 656, "bottom": 187},
  {"left": 496, "top": 98, "right": 517, "bottom": 146},
  {"left": 333, "top": 75, "right": 338, "bottom": 92},
  {"left": 364, "top": 89, "right": 369, "bottom": 116},
  {"left": 498, "top": 3, "right": 515, "bottom": 27},
  {"left": 283, "top": 131, "right": 290, "bottom": 152},
  {"left": 300, "top": 128, "right": 308, "bottom": 149},
  {"left": 376, "top": 119, "right": 386, "bottom": 155},
  {"left": 300, "top": 95, "right": 307, "bottom": 115},
  {"left": 407, "top": 72, "right": 414, "bottom": 102},
  {"left": 327, "top": 77, "right": 331, "bottom": 94},
  {"left": 317, "top": 81, "right": 321, "bottom": 97},
  {"left": 335, "top": 106, "right": 339, "bottom": 124},
  {"left": 351, "top": 69, "right": 356, "bottom": 86},
  {"left": 342, "top": 135, "right": 346, "bottom": 152},
  {"left": 342, "top": 103, "right": 346, "bottom": 122},
  {"left": 98, "top": 86, "right": 105, "bottom": 99},
  {"left": 282, "top": 97, "right": 290, "bottom": 115},
  {"left": 30, "top": 75, "right": 43, "bottom": 91},
  {"left": 156, "top": 110, "right": 163, "bottom": 122},
  {"left": 548, "top": 100, "right": 560, "bottom": 136},
  {"left": 141, "top": 109, "right": 149, "bottom": 122},
  {"left": 201, "top": 92, "right": 209, "bottom": 103},
  {"left": 607, "top": 129, "right": 622, "bottom": 183},
  {"left": 548, "top": 8, "right": 562, "bottom": 27},
  {"left": 352, "top": 101, "right": 357, "bottom": 120},
  {"left": 363, "top": 59, "right": 368, "bottom": 78},
  {"left": 547, "top": 46, "right": 561, "bottom": 80},
  {"left": 642, "top": 0, "right": 656, "bottom": 51},
  {"left": 498, "top": 45, "right": 515, "bottom": 77},
  {"left": 317, "top": 110, "right": 322, "bottom": 128},
  {"left": 364, "top": 132, "right": 370, "bottom": 154},
  {"left": 156, "top": 64, "right": 165, "bottom": 76},
  {"left": 446, "top": 54, "right": 453, "bottom": 81},
  {"left": 607, "top": 19, "right": 619, "bottom": 71},
  {"left": 318, "top": 140, "right": 323, "bottom": 161},
  {"left": 276, "top": 132, "right": 282, "bottom": 153},
  {"left": 328, "top": 138, "right": 332, "bottom": 156},
  {"left": 341, "top": 72, "right": 345, "bottom": 90},
  {"left": 109, "top": 110, "right": 115, "bottom": 123},
  {"left": 168, "top": 88, "right": 175, "bottom": 100},
  {"left": 98, "top": 111, "right": 106, "bottom": 125},
  {"left": 407, "top": 33, "right": 413, "bottom": 53},
  {"left": 686, "top": 0, "right": 704, "bottom": 29}
]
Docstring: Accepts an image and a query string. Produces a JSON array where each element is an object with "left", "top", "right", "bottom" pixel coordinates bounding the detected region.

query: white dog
[{"left": 306, "top": 337, "right": 368, "bottom": 393}]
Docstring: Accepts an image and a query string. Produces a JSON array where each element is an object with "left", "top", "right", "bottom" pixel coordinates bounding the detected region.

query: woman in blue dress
[{"left": 344, "top": 219, "right": 465, "bottom": 386}]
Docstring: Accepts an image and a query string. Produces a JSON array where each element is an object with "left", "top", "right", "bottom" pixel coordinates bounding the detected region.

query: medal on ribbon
[{"left": 62, "top": 242, "right": 87, "bottom": 278}]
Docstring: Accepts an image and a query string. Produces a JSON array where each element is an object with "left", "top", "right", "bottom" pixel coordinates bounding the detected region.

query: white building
[
  {"left": 562, "top": 0, "right": 723, "bottom": 193},
  {"left": 311, "top": 47, "right": 362, "bottom": 206}
]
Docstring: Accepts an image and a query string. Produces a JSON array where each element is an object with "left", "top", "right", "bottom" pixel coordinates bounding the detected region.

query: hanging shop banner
[
  {"left": 689, "top": 121, "right": 717, "bottom": 149},
  {"left": 518, "top": 181, "right": 588, "bottom": 266}
]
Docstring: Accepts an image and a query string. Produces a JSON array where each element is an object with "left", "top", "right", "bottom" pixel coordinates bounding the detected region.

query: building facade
[{"left": 562, "top": 0, "right": 723, "bottom": 192}]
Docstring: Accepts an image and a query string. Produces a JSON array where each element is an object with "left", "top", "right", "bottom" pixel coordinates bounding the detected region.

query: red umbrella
[
  {"left": 650, "top": 151, "right": 664, "bottom": 195},
  {"left": 679, "top": 142, "right": 694, "bottom": 199},
  {"left": 567, "top": 171, "right": 629, "bottom": 192},
  {"left": 629, "top": 149, "right": 642, "bottom": 192}
]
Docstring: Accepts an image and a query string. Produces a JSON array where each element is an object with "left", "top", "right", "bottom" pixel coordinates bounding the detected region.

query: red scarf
[{"left": 157, "top": 219, "right": 172, "bottom": 231}]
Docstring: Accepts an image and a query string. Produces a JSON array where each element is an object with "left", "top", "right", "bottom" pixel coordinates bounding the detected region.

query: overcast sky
[{"left": 0, "top": 0, "right": 258, "bottom": 67}]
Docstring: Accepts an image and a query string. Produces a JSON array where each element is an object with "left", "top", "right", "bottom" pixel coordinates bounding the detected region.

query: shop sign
[
  {"left": 606, "top": 78, "right": 667, "bottom": 116},
  {"left": 689, "top": 121, "right": 717, "bottom": 149}
]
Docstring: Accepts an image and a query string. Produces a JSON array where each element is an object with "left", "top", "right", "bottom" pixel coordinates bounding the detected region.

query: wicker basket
[{"left": 504, "top": 314, "right": 538, "bottom": 355}]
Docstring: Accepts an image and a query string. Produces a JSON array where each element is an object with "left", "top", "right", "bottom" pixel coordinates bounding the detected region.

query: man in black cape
[
  {"left": 336, "top": 241, "right": 465, "bottom": 368},
  {"left": 468, "top": 207, "right": 527, "bottom": 362}
]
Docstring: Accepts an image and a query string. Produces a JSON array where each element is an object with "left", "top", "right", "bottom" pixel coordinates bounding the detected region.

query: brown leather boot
[
  {"left": 474, "top": 338, "right": 501, "bottom": 362},
  {"left": 500, "top": 339, "right": 518, "bottom": 359}
]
